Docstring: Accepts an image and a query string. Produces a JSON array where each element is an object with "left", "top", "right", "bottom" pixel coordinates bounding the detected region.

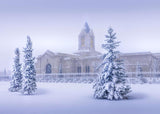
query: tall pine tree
[
  {"left": 93, "top": 28, "right": 131, "bottom": 100},
  {"left": 22, "top": 36, "right": 37, "bottom": 95},
  {"left": 9, "top": 48, "right": 22, "bottom": 92}
]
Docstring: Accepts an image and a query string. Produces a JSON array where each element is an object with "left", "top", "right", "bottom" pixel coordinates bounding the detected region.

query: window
[
  {"left": 77, "top": 66, "right": 81, "bottom": 73},
  {"left": 46, "top": 64, "right": 52, "bottom": 74},
  {"left": 85, "top": 66, "right": 90, "bottom": 73},
  {"left": 59, "top": 64, "right": 62, "bottom": 73}
]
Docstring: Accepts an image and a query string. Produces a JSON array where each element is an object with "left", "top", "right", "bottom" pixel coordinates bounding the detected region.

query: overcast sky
[{"left": 0, "top": 0, "right": 160, "bottom": 71}]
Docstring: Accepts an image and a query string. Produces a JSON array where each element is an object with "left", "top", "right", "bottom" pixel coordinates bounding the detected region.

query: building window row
[{"left": 46, "top": 64, "right": 90, "bottom": 74}]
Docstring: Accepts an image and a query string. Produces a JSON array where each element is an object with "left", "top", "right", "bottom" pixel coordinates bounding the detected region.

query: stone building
[
  {"left": 120, "top": 52, "right": 159, "bottom": 73},
  {"left": 35, "top": 23, "right": 102, "bottom": 74},
  {"left": 35, "top": 23, "right": 160, "bottom": 74}
]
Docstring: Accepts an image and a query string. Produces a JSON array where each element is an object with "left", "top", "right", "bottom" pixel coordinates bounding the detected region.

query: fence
[
  {"left": 126, "top": 72, "right": 160, "bottom": 77},
  {"left": 126, "top": 72, "right": 160, "bottom": 84},
  {"left": 36, "top": 73, "right": 98, "bottom": 83},
  {"left": 0, "top": 75, "right": 10, "bottom": 81},
  {"left": 1, "top": 72, "right": 160, "bottom": 84}
]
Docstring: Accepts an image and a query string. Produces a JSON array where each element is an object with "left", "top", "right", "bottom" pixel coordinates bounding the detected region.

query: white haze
[{"left": 0, "top": 0, "right": 160, "bottom": 71}]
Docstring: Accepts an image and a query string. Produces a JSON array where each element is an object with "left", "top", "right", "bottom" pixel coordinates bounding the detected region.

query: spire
[
  {"left": 84, "top": 22, "right": 90, "bottom": 33},
  {"left": 78, "top": 22, "right": 95, "bottom": 51}
]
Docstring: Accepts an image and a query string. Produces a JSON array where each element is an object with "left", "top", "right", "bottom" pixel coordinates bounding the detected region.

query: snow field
[{"left": 0, "top": 82, "right": 160, "bottom": 114}]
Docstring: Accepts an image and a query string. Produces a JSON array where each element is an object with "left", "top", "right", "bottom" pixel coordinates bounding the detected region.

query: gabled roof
[
  {"left": 37, "top": 50, "right": 55, "bottom": 59},
  {"left": 37, "top": 50, "right": 78, "bottom": 60}
]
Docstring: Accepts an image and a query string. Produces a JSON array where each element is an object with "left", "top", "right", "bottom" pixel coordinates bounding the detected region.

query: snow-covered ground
[{"left": 0, "top": 82, "right": 160, "bottom": 114}]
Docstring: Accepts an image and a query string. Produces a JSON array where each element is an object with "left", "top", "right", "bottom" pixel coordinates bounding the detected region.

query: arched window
[
  {"left": 46, "top": 64, "right": 52, "bottom": 74},
  {"left": 85, "top": 66, "right": 90, "bottom": 73},
  {"left": 77, "top": 66, "right": 81, "bottom": 73}
]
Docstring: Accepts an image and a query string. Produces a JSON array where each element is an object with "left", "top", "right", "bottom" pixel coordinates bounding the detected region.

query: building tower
[{"left": 78, "top": 22, "right": 95, "bottom": 51}]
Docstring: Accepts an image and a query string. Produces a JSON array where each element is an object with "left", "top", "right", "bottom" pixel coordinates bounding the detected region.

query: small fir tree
[
  {"left": 9, "top": 48, "right": 22, "bottom": 92},
  {"left": 93, "top": 28, "right": 131, "bottom": 100},
  {"left": 22, "top": 36, "right": 37, "bottom": 95},
  {"left": 137, "top": 65, "right": 147, "bottom": 84}
]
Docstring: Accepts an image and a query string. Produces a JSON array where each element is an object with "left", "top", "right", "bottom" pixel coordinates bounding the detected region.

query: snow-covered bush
[
  {"left": 93, "top": 28, "right": 131, "bottom": 100},
  {"left": 9, "top": 48, "right": 22, "bottom": 92},
  {"left": 22, "top": 36, "right": 37, "bottom": 95}
]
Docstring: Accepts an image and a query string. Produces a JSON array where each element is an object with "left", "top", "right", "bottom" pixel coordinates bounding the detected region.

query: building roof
[{"left": 120, "top": 52, "right": 152, "bottom": 56}]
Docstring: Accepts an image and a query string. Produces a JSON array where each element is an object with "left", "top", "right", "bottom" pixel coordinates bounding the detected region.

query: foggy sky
[{"left": 0, "top": 0, "right": 160, "bottom": 71}]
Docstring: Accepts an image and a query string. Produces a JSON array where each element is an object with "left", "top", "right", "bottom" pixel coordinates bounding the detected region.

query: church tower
[{"left": 78, "top": 22, "right": 95, "bottom": 51}]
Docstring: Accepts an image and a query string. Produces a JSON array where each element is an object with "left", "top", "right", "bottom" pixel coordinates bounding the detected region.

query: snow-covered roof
[
  {"left": 36, "top": 50, "right": 54, "bottom": 59},
  {"left": 120, "top": 52, "right": 152, "bottom": 56},
  {"left": 78, "top": 55, "right": 102, "bottom": 60},
  {"left": 74, "top": 50, "right": 101, "bottom": 55},
  {"left": 37, "top": 50, "right": 78, "bottom": 59}
]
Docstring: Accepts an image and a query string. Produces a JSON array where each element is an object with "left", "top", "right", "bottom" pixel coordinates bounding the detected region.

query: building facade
[
  {"left": 120, "top": 52, "right": 159, "bottom": 73},
  {"left": 35, "top": 22, "right": 102, "bottom": 74},
  {"left": 35, "top": 23, "right": 160, "bottom": 74}
]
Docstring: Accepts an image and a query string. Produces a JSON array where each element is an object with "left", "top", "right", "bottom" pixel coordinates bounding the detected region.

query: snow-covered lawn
[{"left": 0, "top": 82, "right": 160, "bottom": 114}]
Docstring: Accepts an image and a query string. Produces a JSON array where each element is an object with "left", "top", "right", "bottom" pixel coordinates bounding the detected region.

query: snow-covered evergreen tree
[
  {"left": 22, "top": 36, "right": 37, "bottom": 95},
  {"left": 93, "top": 28, "right": 131, "bottom": 100},
  {"left": 137, "top": 65, "right": 147, "bottom": 84},
  {"left": 9, "top": 48, "right": 22, "bottom": 92}
]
